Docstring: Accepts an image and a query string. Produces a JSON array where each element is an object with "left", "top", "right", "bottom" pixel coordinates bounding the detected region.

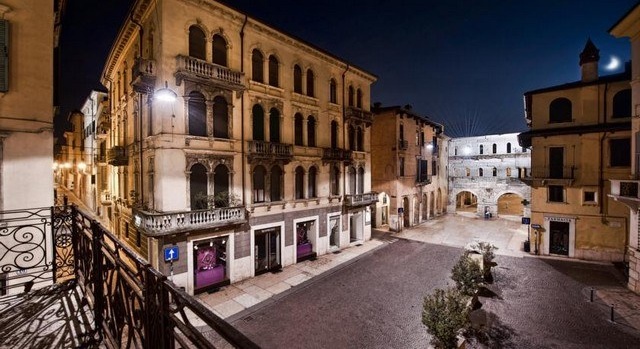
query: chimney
[{"left": 579, "top": 39, "right": 599, "bottom": 82}]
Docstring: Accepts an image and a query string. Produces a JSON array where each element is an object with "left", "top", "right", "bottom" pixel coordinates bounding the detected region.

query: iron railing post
[
  {"left": 50, "top": 206, "right": 57, "bottom": 283},
  {"left": 71, "top": 205, "right": 80, "bottom": 279},
  {"left": 91, "top": 219, "right": 104, "bottom": 336}
]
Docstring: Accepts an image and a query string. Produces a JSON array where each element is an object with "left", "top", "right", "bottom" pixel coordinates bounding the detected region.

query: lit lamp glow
[
  {"left": 426, "top": 143, "right": 434, "bottom": 150},
  {"left": 77, "top": 162, "right": 87, "bottom": 171},
  {"left": 155, "top": 81, "right": 177, "bottom": 103},
  {"left": 463, "top": 146, "right": 472, "bottom": 155}
]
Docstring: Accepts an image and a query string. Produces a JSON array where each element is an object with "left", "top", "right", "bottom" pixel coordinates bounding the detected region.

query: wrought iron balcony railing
[
  {"left": 248, "top": 140, "right": 293, "bottom": 163},
  {"left": 107, "top": 146, "right": 127, "bottom": 166},
  {"left": 344, "top": 106, "right": 373, "bottom": 126},
  {"left": 322, "top": 147, "right": 352, "bottom": 163},
  {"left": 175, "top": 55, "right": 245, "bottom": 91},
  {"left": 398, "top": 140, "right": 409, "bottom": 150},
  {"left": 344, "top": 191, "right": 378, "bottom": 207},
  {"left": 0, "top": 205, "right": 258, "bottom": 348},
  {"left": 133, "top": 206, "right": 246, "bottom": 236}
]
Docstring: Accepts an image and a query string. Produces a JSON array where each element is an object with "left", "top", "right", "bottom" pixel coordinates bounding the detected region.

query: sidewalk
[{"left": 197, "top": 234, "right": 392, "bottom": 321}]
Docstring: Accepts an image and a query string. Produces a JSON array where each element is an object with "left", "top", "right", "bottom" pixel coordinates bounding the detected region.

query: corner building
[
  {"left": 99, "top": 0, "right": 377, "bottom": 295},
  {"left": 519, "top": 40, "right": 631, "bottom": 261},
  {"left": 371, "top": 106, "right": 448, "bottom": 231}
]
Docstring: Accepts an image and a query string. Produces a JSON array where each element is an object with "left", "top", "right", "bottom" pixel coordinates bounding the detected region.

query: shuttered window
[{"left": 0, "top": 19, "right": 8, "bottom": 92}]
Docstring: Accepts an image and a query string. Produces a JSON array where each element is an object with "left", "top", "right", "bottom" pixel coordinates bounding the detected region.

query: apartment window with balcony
[
  {"left": 269, "top": 108, "right": 281, "bottom": 143},
  {"left": 252, "top": 104, "right": 265, "bottom": 141},
  {"left": 271, "top": 166, "right": 283, "bottom": 201},
  {"left": 358, "top": 167, "right": 365, "bottom": 194},
  {"left": 548, "top": 185, "right": 564, "bottom": 203},
  {"left": 329, "top": 79, "right": 337, "bottom": 103},
  {"left": 268, "top": 55, "right": 279, "bottom": 87},
  {"left": 331, "top": 120, "right": 338, "bottom": 149},
  {"left": 612, "top": 89, "right": 631, "bottom": 119},
  {"left": 253, "top": 165, "right": 266, "bottom": 203},
  {"left": 348, "top": 166, "right": 357, "bottom": 195},
  {"left": 293, "top": 65, "right": 303, "bottom": 93},
  {"left": 190, "top": 163, "right": 208, "bottom": 209},
  {"left": 188, "top": 91, "right": 207, "bottom": 137},
  {"left": 549, "top": 98, "right": 572, "bottom": 123},
  {"left": 399, "top": 157, "right": 405, "bottom": 176},
  {"left": 330, "top": 165, "right": 340, "bottom": 195},
  {"left": 356, "top": 127, "right": 363, "bottom": 151},
  {"left": 295, "top": 113, "right": 304, "bottom": 146},
  {"left": 252, "top": 49, "right": 264, "bottom": 83},
  {"left": 308, "top": 166, "right": 317, "bottom": 198},
  {"left": 213, "top": 96, "right": 229, "bottom": 139},
  {"left": 348, "top": 85, "right": 354, "bottom": 106},
  {"left": 610, "top": 138, "right": 631, "bottom": 167},
  {"left": 307, "top": 116, "right": 316, "bottom": 147},
  {"left": 348, "top": 124, "right": 356, "bottom": 150},
  {"left": 214, "top": 164, "right": 229, "bottom": 201},
  {"left": 295, "top": 166, "right": 305, "bottom": 199},
  {"left": 306, "top": 69, "right": 315, "bottom": 97},
  {"left": 188, "top": 25, "right": 206, "bottom": 60},
  {"left": 212, "top": 34, "right": 227, "bottom": 66},
  {"left": 356, "top": 88, "right": 362, "bottom": 108}
]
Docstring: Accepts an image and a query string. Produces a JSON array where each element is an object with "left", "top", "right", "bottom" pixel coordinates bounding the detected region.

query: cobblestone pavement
[{"left": 231, "top": 238, "right": 640, "bottom": 349}]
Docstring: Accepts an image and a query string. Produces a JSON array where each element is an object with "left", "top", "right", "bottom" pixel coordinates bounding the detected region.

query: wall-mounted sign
[
  {"left": 531, "top": 224, "right": 542, "bottom": 229},
  {"left": 521, "top": 217, "right": 531, "bottom": 224},
  {"left": 164, "top": 246, "right": 179, "bottom": 262}
]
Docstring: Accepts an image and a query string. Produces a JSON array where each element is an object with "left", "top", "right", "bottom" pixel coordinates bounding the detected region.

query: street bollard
[
  {"left": 590, "top": 288, "right": 594, "bottom": 302},
  {"left": 610, "top": 304, "right": 615, "bottom": 323}
]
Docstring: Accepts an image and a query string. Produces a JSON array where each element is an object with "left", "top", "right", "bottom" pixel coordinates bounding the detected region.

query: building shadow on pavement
[{"left": 0, "top": 281, "right": 99, "bottom": 349}]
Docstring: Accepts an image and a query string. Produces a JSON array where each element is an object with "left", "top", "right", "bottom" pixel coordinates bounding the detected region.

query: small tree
[
  {"left": 473, "top": 242, "right": 498, "bottom": 280},
  {"left": 422, "top": 288, "right": 470, "bottom": 349},
  {"left": 451, "top": 253, "right": 483, "bottom": 297}
]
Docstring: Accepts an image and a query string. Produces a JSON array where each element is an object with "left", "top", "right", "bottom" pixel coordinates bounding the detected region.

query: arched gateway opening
[
  {"left": 497, "top": 193, "right": 524, "bottom": 216},
  {"left": 456, "top": 191, "right": 477, "bottom": 212}
]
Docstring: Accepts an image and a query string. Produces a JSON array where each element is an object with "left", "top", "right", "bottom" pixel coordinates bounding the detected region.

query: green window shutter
[{"left": 0, "top": 19, "right": 8, "bottom": 92}]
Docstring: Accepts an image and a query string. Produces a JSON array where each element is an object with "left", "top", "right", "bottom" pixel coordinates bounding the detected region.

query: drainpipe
[
  {"left": 131, "top": 12, "right": 145, "bottom": 208},
  {"left": 240, "top": 15, "right": 248, "bottom": 206},
  {"left": 341, "top": 64, "right": 349, "bottom": 197}
]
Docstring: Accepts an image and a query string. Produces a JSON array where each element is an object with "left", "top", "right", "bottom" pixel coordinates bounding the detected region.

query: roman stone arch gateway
[{"left": 449, "top": 186, "right": 530, "bottom": 217}]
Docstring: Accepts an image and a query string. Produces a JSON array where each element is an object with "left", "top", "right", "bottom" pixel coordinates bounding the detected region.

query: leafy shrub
[
  {"left": 422, "top": 288, "right": 470, "bottom": 349},
  {"left": 473, "top": 242, "right": 498, "bottom": 278},
  {"left": 451, "top": 253, "right": 483, "bottom": 296}
]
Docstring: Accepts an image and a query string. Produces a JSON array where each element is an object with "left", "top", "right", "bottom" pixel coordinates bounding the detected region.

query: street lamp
[{"left": 155, "top": 81, "right": 177, "bottom": 103}]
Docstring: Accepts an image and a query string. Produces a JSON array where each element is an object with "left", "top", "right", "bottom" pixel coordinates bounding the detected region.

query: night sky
[{"left": 59, "top": 0, "right": 638, "bottom": 138}]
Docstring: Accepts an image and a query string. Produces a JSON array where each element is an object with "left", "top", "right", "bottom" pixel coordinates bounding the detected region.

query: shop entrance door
[
  {"left": 255, "top": 228, "right": 281, "bottom": 275},
  {"left": 549, "top": 221, "right": 570, "bottom": 256}
]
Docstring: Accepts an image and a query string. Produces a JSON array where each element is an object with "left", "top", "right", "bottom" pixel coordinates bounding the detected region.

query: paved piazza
[{"left": 224, "top": 214, "right": 640, "bottom": 348}]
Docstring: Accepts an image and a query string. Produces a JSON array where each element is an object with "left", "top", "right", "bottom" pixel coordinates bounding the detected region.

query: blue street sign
[
  {"left": 164, "top": 246, "right": 179, "bottom": 262},
  {"left": 531, "top": 224, "right": 542, "bottom": 229},
  {"left": 522, "top": 217, "right": 531, "bottom": 225}
]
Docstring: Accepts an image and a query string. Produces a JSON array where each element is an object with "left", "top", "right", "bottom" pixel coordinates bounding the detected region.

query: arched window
[
  {"left": 492, "top": 143, "right": 497, "bottom": 154},
  {"left": 613, "top": 89, "right": 631, "bottom": 118},
  {"left": 329, "top": 79, "right": 337, "bottom": 104},
  {"left": 188, "top": 26, "right": 206, "bottom": 60},
  {"left": 348, "top": 124, "right": 356, "bottom": 150},
  {"left": 356, "top": 127, "right": 364, "bottom": 151},
  {"left": 356, "top": 88, "right": 362, "bottom": 108},
  {"left": 295, "top": 166, "right": 305, "bottom": 199},
  {"left": 506, "top": 167, "right": 512, "bottom": 177},
  {"left": 190, "top": 163, "right": 208, "bottom": 209},
  {"left": 492, "top": 167, "right": 497, "bottom": 176},
  {"left": 506, "top": 142, "right": 512, "bottom": 153},
  {"left": 270, "top": 166, "right": 282, "bottom": 201},
  {"left": 252, "top": 49, "right": 264, "bottom": 83},
  {"left": 348, "top": 166, "right": 356, "bottom": 195},
  {"left": 268, "top": 55, "right": 279, "bottom": 87},
  {"left": 348, "top": 86, "right": 354, "bottom": 106},
  {"left": 188, "top": 91, "right": 206, "bottom": 137},
  {"left": 331, "top": 120, "right": 338, "bottom": 149},
  {"left": 549, "top": 97, "right": 572, "bottom": 123},
  {"left": 358, "top": 167, "right": 365, "bottom": 194},
  {"left": 307, "top": 116, "right": 316, "bottom": 147},
  {"left": 252, "top": 105, "right": 265, "bottom": 141},
  {"left": 213, "top": 164, "right": 229, "bottom": 205},
  {"left": 330, "top": 165, "right": 340, "bottom": 195},
  {"left": 399, "top": 123, "right": 405, "bottom": 141},
  {"left": 253, "top": 165, "right": 266, "bottom": 203},
  {"left": 269, "top": 108, "right": 280, "bottom": 143},
  {"left": 479, "top": 145, "right": 484, "bottom": 154},
  {"left": 454, "top": 147, "right": 458, "bottom": 156},
  {"left": 294, "top": 113, "right": 304, "bottom": 146},
  {"left": 465, "top": 168, "right": 470, "bottom": 176},
  {"left": 306, "top": 69, "right": 315, "bottom": 97},
  {"left": 293, "top": 65, "right": 302, "bottom": 93},
  {"left": 213, "top": 96, "right": 228, "bottom": 138},
  {"left": 212, "top": 34, "right": 227, "bottom": 66},
  {"left": 308, "top": 167, "right": 317, "bottom": 198},
  {"left": 479, "top": 168, "right": 484, "bottom": 177}
]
